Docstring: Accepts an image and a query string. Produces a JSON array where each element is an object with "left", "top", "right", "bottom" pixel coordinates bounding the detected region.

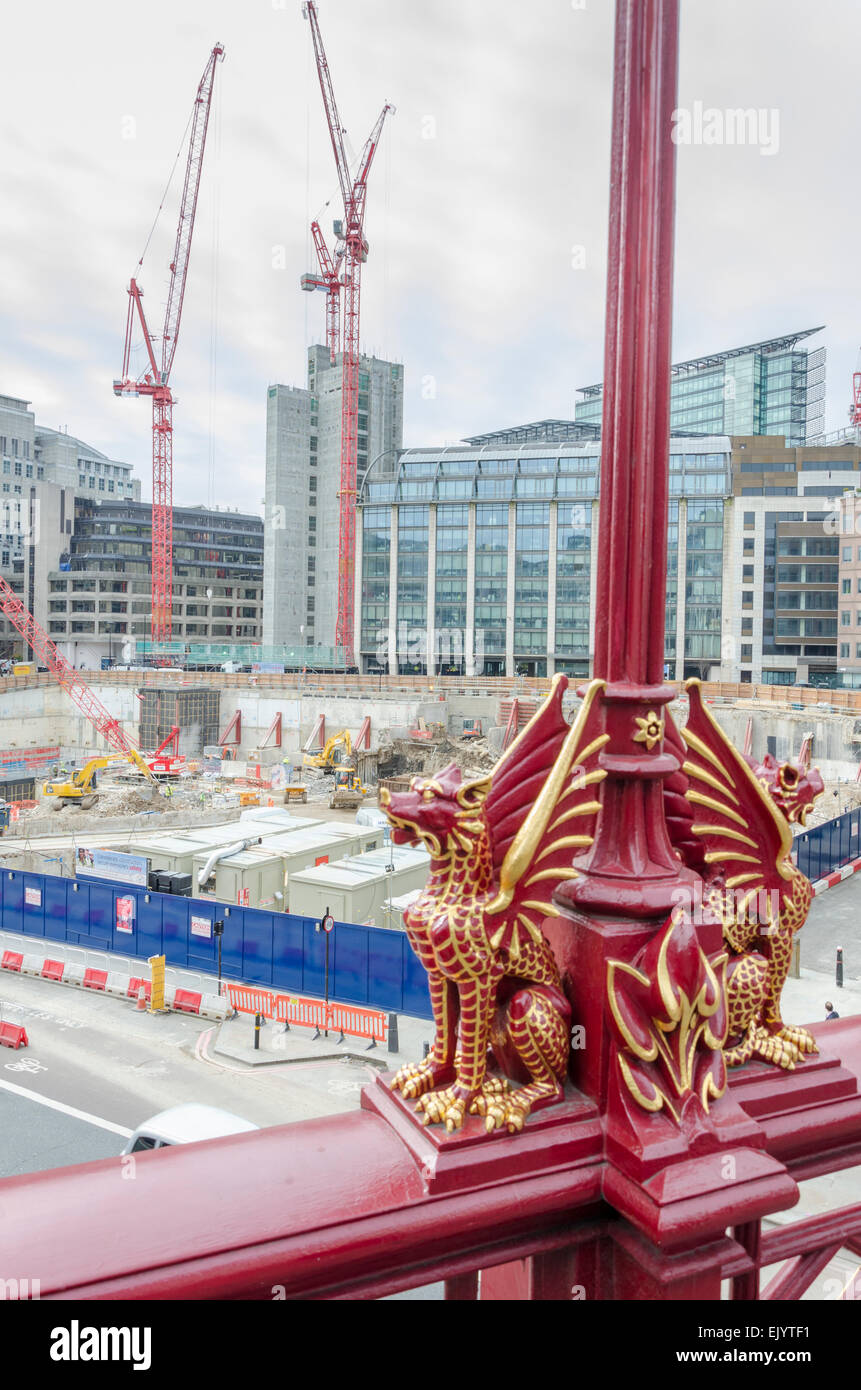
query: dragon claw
[{"left": 391, "top": 1056, "right": 454, "bottom": 1100}]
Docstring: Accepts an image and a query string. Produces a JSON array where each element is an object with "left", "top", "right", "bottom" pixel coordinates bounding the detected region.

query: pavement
[{"left": 213, "top": 1006, "right": 432, "bottom": 1070}]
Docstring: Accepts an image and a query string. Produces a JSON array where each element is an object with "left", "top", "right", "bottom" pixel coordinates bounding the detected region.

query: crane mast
[
  {"left": 114, "top": 43, "right": 224, "bottom": 653},
  {"left": 303, "top": 1, "right": 393, "bottom": 666}
]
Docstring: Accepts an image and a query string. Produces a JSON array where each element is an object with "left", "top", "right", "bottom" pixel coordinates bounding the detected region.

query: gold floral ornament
[{"left": 633, "top": 711, "right": 663, "bottom": 751}]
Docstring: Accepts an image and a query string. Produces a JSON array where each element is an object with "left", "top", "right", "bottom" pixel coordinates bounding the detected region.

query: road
[
  {"left": 0, "top": 970, "right": 379, "bottom": 1180},
  {"left": 804, "top": 873, "right": 861, "bottom": 979}
]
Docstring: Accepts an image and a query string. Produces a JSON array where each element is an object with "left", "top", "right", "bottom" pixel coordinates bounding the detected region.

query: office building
[
  {"left": 574, "top": 329, "right": 827, "bottom": 446},
  {"left": 1, "top": 388, "right": 263, "bottom": 667},
  {"left": 45, "top": 500, "right": 264, "bottom": 669},
  {"left": 356, "top": 431, "right": 861, "bottom": 686},
  {"left": 264, "top": 346, "right": 404, "bottom": 653}
]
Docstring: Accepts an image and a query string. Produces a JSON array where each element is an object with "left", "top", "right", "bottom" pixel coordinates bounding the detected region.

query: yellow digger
[
  {"left": 43, "top": 748, "right": 161, "bottom": 809},
  {"left": 329, "top": 767, "right": 370, "bottom": 811},
  {"left": 303, "top": 730, "right": 354, "bottom": 772}
]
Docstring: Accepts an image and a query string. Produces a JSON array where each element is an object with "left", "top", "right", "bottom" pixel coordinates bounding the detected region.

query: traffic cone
[{"left": 136, "top": 984, "right": 147, "bottom": 1011}]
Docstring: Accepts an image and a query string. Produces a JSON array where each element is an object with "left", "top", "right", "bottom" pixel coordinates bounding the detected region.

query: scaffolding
[{"left": 137, "top": 687, "right": 221, "bottom": 756}]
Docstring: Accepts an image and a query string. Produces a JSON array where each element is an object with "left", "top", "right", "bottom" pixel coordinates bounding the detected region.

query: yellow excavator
[
  {"left": 43, "top": 748, "right": 161, "bottom": 809},
  {"left": 329, "top": 767, "right": 370, "bottom": 810},
  {"left": 303, "top": 730, "right": 354, "bottom": 773}
]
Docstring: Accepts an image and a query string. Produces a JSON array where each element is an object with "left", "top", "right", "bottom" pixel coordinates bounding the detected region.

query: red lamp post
[{"left": 557, "top": 0, "right": 697, "bottom": 922}]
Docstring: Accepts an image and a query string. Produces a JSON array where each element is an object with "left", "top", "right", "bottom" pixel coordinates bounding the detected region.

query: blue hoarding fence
[
  {"left": 0, "top": 869, "right": 432, "bottom": 1021},
  {"left": 793, "top": 806, "right": 861, "bottom": 885}
]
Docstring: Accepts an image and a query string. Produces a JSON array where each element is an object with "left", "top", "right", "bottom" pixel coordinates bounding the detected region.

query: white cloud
[{"left": 0, "top": 0, "right": 858, "bottom": 512}]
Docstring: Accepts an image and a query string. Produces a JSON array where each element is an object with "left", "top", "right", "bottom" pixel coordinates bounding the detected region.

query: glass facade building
[
  {"left": 358, "top": 440, "right": 730, "bottom": 678},
  {"left": 575, "top": 329, "right": 826, "bottom": 447}
]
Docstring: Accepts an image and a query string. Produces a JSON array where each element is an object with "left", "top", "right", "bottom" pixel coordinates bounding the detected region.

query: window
[
  {"left": 740, "top": 644, "right": 753, "bottom": 662},
  {"left": 842, "top": 611, "right": 851, "bottom": 627},
  {"left": 841, "top": 644, "right": 851, "bottom": 658},
  {"left": 741, "top": 617, "right": 753, "bottom": 635},
  {"left": 743, "top": 512, "right": 755, "bottom": 527},
  {"left": 844, "top": 579, "right": 852, "bottom": 595},
  {"left": 743, "top": 538, "right": 755, "bottom": 555},
  {"left": 743, "top": 565, "right": 754, "bottom": 582},
  {"left": 844, "top": 547, "right": 853, "bottom": 561}
]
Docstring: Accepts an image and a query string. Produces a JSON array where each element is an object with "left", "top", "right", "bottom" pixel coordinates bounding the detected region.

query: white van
[{"left": 121, "top": 1103, "right": 258, "bottom": 1154}]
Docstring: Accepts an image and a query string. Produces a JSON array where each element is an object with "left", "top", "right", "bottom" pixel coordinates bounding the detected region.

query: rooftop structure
[
  {"left": 461, "top": 420, "right": 601, "bottom": 446},
  {"left": 575, "top": 327, "right": 827, "bottom": 445}
]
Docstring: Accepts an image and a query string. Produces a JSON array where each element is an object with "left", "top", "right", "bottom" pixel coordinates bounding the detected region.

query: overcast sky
[{"left": 1, "top": 0, "right": 859, "bottom": 513}]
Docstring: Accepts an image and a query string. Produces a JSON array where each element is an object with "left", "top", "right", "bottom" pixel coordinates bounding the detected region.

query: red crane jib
[
  {"left": 304, "top": 1, "right": 393, "bottom": 664},
  {"left": 0, "top": 579, "right": 133, "bottom": 756},
  {"left": 114, "top": 43, "right": 223, "bottom": 652}
]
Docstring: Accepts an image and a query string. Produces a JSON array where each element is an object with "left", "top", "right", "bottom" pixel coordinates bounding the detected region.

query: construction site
[{"left": 0, "top": 663, "right": 859, "bottom": 922}]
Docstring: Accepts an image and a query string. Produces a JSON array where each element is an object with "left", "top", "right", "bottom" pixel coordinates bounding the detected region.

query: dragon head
[
  {"left": 379, "top": 763, "right": 491, "bottom": 858},
  {"left": 753, "top": 752, "right": 824, "bottom": 826}
]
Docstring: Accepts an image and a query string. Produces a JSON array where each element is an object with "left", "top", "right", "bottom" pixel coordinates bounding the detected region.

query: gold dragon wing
[
  {"left": 482, "top": 676, "right": 608, "bottom": 952},
  {"left": 681, "top": 679, "right": 794, "bottom": 926}
]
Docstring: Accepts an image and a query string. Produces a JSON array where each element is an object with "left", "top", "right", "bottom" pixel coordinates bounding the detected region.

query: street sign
[{"left": 321, "top": 914, "right": 335, "bottom": 934}]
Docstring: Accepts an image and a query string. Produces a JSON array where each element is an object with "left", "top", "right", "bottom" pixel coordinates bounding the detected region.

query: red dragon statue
[
  {"left": 674, "top": 680, "right": 825, "bottom": 1069},
  {"left": 380, "top": 676, "right": 607, "bottom": 1133}
]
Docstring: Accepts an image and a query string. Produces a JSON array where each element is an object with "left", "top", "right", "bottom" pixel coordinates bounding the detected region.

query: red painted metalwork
[
  {"left": 557, "top": 0, "right": 695, "bottom": 924},
  {"left": 853, "top": 371, "right": 861, "bottom": 427},
  {"left": 303, "top": 712, "right": 325, "bottom": 752},
  {"left": 301, "top": 220, "right": 341, "bottom": 365},
  {"left": 354, "top": 714, "right": 371, "bottom": 751},
  {"left": 113, "top": 44, "right": 223, "bottom": 648},
  {"left": 218, "top": 709, "right": 241, "bottom": 746},
  {"left": 304, "top": 2, "right": 393, "bottom": 665},
  {"left": 258, "top": 712, "right": 283, "bottom": 749}
]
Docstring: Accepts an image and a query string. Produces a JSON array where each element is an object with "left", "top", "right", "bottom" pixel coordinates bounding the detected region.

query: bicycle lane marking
[{"left": 0, "top": 1076, "right": 133, "bottom": 1137}]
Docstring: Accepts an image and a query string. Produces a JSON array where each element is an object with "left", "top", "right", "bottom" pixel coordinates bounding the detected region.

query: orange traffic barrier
[
  {"left": 1, "top": 951, "right": 23, "bottom": 972},
  {"left": 41, "top": 959, "right": 64, "bottom": 982},
  {"left": 225, "top": 984, "right": 275, "bottom": 1018},
  {"left": 275, "top": 994, "right": 329, "bottom": 1032},
  {"left": 82, "top": 968, "right": 108, "bottom": 991},
  {"left": 0, "top": 1022, "right": 28, "bottom": 1049},
  {"left": 329, "top": 1002, "right": 388, "bottom": 1045},
  {"left": 226, "top": 984, "right": 388, "bottom": 1045}
]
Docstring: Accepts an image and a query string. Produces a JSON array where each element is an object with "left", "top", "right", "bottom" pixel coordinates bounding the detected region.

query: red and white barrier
[
  {"left": 0, "top": 948, "right": 230, "bottom": 1020},
  {"left": 812, "top": 855, "right": 861, "bottom": 895}
]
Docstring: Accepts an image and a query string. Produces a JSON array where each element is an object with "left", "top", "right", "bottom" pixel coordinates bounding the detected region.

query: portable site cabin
[
  {"left": 121, "top": 835, "right": 214, "bottom": 880},
  {"left": 238, "top": 808, "right": 324, "bottom": 832},
  {"left": 191, "top": 824, "right": 368, "bottom": 910},
  {"left": 191, "top": 846, "right": 286, "bottom": 911},
  {"left": 287, "top": 846, "right": 430, "bottom": 929}
]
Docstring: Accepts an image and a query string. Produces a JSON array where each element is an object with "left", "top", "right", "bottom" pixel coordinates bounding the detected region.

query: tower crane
[
  {"left": 113, "top": 43, "right": 224, "bottom": 653},
  {"left": 300, "top": 220, "right": 342, "bottom": 365},
  {"left": 303, "top": 1, "right": 394, "bottom": 666}
]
